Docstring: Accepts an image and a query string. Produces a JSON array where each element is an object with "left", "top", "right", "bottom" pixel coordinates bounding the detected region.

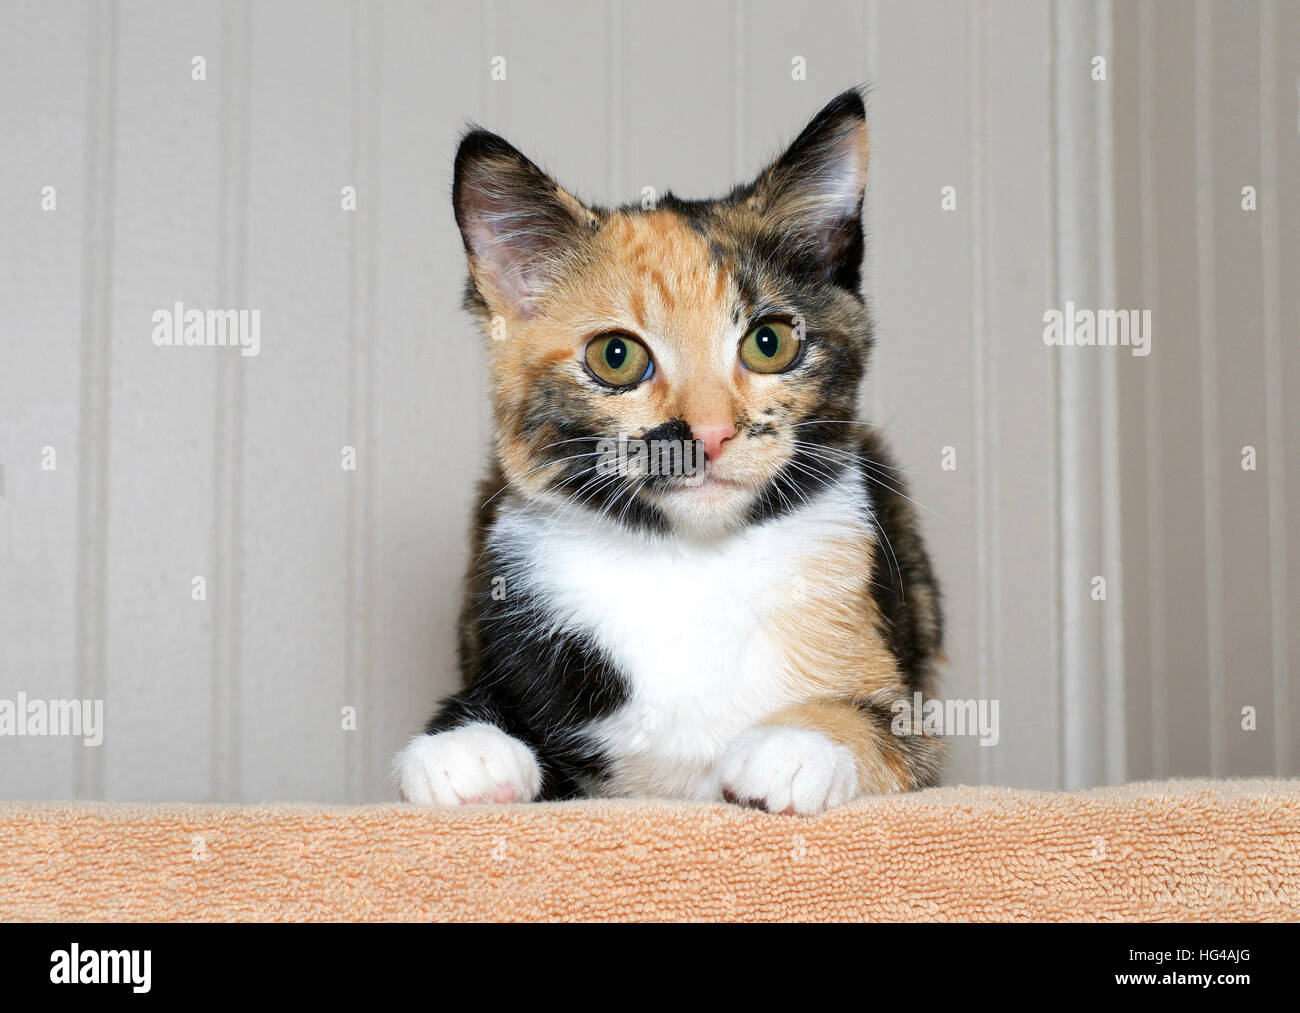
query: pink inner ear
[
  {"left": 453, "top": 128, "right": 591, "bottom": 318},
  {"left": 754, "top": 114, "right": 867, "bottom": 272},
  {"left": 465, "top": 217, "right": 544, "bottom": 318},
  {"left": 803, "top": 123, "right": 868, "bottom": 227}
]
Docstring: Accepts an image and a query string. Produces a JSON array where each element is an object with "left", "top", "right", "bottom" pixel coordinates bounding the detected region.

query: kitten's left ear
[{"left": 745, "top": 89, "right": 868, "bottom": 289}]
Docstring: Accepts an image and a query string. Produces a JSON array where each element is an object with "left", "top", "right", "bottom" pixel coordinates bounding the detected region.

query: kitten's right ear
[{"left": 453, "top": 129, "right": 595, "bottom": 320}]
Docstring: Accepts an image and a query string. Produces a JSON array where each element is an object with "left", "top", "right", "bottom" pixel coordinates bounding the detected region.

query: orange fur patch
[
  {"left": 756, "top": 525, "right": 942, "bottom": 792},
  {"left": 767, "top": 524, "right": 898, "bottom": 698}
]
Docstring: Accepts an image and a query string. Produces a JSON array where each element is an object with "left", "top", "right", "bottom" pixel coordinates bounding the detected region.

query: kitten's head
[{"left": 454, "top": 89, "right": 870, "bottom": 539}]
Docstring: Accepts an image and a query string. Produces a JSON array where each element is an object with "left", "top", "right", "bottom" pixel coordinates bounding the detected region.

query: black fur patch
[{"left": 432, "top": 537, "right": 629, "bottom": 800}]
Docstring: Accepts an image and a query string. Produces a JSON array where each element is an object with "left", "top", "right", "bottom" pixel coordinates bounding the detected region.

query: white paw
[
  {"left": 717, "top": 727, "right": 858, "bottom": 816},
  {"left": 395, "top": 723, "right": 542, "bottom": 806}
]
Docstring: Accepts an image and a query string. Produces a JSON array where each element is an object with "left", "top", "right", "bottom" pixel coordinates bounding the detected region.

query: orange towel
[{"left": 2, "top": 779, "right": 1297, "bottom": 921}]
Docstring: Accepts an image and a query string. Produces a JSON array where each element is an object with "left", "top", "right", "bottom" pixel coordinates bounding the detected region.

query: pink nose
[{"left": 692, "top": 422, "right": 737, "bottom": 462}]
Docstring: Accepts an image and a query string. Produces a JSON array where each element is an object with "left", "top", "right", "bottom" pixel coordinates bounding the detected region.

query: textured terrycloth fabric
[{"left": 1, "top": 779, "right": 1297, "bottom": 922}]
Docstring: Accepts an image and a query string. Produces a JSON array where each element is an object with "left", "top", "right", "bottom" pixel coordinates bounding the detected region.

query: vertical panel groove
[
  {"left": 607, "top": 0, "right": 624, "bottom": 199},
  {"left": 730, "top": 0, "right": 747, "bottom": 179},
  {"left": 865, "top": 0, "right": 882, "bottom": 425},
  {"left": 1258, "top": 0, "right": 1289, "bottom": 776},
  {"left": 362, "top": 0, "right": 381, "bottom": 801},
  {"left": 1096, "top": 0, "right": 1126, "bottom": 783},
  {"left": 1055, "top": 0, "right": 1097, "bottom": 788},
  {"left": 482, "top": 0, "right": 499, "bottom": 129},
  {"left": 74, "top": 0, "right": 119, "bottom": 800},
  {"left": 211, "top": 0, "right": 251, "bottom": 800},
  {"left": 1138, "top": 0, "right": 1168, "bottom": 776},
  {"left": 1194, "top": 0, "right": 1225, "bottom": 776},
  {"left": 1047, "top": 0, "right": 1064, "bottom": 789},
  {"left": 968, "top": 0, "right": 993, "bottom": 785},
  {"left": 345, "top": 0, "right": 380, "bottom": 803}
]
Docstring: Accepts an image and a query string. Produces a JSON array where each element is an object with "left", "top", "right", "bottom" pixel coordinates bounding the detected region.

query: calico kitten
[{"left": 396, "top": 89, "right": 944, "bottom": 815}]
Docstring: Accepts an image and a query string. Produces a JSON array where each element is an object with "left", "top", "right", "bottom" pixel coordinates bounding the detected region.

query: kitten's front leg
[
  {"left": 717, "top": 697, "right": 943, "bottom": 815},
  {"left": 395, "top": 692, "right": 543, "bottom": 806}
]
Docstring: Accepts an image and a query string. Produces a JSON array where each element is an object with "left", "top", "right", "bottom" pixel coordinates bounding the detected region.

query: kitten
[{"left": 395, "top": 89, "right": 944, "bottom": 815}]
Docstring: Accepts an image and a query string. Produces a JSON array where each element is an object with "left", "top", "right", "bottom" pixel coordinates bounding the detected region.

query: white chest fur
[{"left": 490, "top": 475, "right": 873, "bottom": 800}]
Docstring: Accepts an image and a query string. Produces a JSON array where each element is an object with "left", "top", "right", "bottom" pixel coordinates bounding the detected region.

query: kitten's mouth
[
  {"left": 656, "top": 471, "right": 749, "bottom": 495},
  {"left": 640, "top": 466, "right": 763, "bottom": 532}
]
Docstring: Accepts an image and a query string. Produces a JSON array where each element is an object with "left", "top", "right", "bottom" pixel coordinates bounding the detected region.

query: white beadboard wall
[{"left": 0, "top": 0, "right": 1296, "bottom": 801}]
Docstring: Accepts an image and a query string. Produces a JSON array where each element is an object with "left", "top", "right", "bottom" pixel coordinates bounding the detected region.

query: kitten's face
[{"left": 454, "top": 91, "right": 871, "bottom": 538}]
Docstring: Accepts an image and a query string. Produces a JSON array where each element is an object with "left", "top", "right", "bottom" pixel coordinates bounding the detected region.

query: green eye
[
  {"left": 585, "top": 334, "right": 653, "bottom": 387},
  {"left": 739, "top": 320, "right": 800, "bottom": 373}
]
